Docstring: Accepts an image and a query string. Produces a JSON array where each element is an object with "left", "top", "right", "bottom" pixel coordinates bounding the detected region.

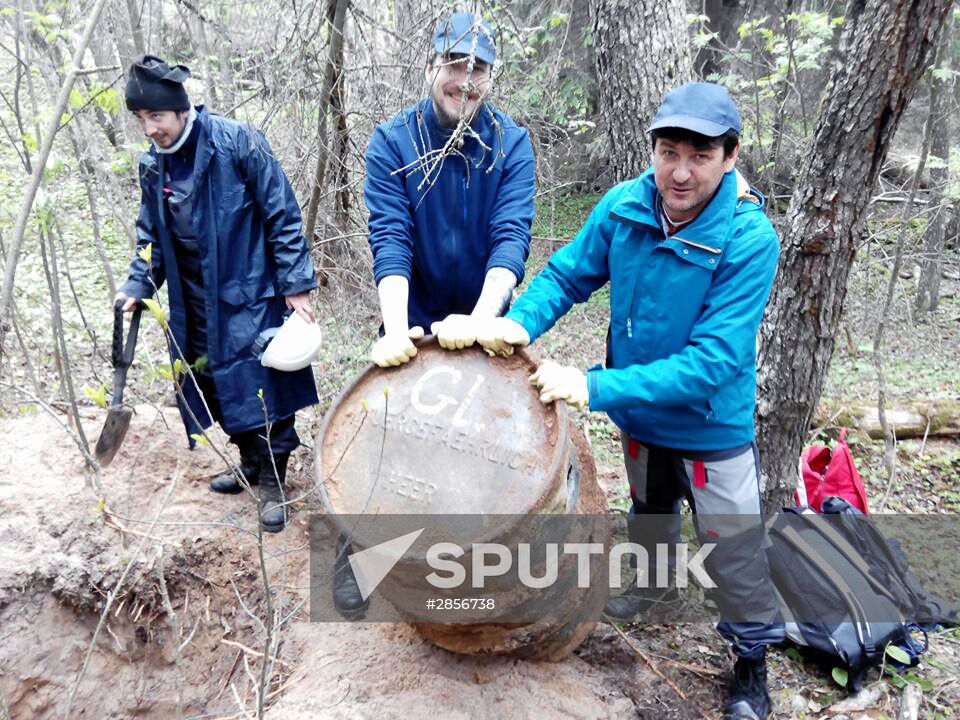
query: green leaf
[
  {"left": 785, "top": 647, "right": 804, "bottom": 663},
  {"left": 156, "top": 363, "right": 174, "bottom": 381},
  {"left": 93, "top": 86, "right": 121, "bottom": 116},
  {"left": 903, "top": 673, "right": 934, "bottom": 691},
  {"left": 138, "top": 242, "right": 152, "bottom": 264},
  {"left": 83, "top": 383, "right": 108, "bottom": 408},
  {"left": 173, "top": 358, "right": 188, "bottom": 377},
  {"left": 831, "top": 666, "right": 848, "bottom": 687},
  {"left": 885, "top": 644, "right": 912, "bottom": 665},
  {"left": 192, "top": 355, "right": 209, "bottom": 373},
  {"left": 141, "top": 297, "right": 168, "bottom": 327},
  {"left": 887, "top": 673, "right": 908, "bottom": 688},
  {"left": 68, "top": 87, "right": 85, "bottom": 110},
  {"left": 190, "top": 433, "right": 210, "bottom": 447},
  {"left": 257, "top": 388, "right": 264, "bottom": 400}
]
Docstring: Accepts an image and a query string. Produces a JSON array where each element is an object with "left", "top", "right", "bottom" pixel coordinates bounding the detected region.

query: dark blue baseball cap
[
  {"left": 648, "top": 82, "right": 741, "bottom": 137},
  {"left": 432, "top": 12, "right": 496, "bottom": 65}
]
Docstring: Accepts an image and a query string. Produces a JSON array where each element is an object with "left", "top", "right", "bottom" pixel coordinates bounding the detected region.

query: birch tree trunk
[
  {"left": 756, "top": 0, "right": 953, "bottom": 510},
  {"left": 590, "top": 0, "right": 693, "bottom": 181}
]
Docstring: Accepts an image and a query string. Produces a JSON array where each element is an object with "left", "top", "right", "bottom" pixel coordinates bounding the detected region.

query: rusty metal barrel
[{"left": 315, "top": 339, "right": 609, "bottom": 660}]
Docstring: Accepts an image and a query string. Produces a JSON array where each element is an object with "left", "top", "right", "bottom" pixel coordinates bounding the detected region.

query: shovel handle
[
  {"left": 110, "top": 304, "right": 142, "bottom": 407},
  {"left": 111, "top": 301, "right": 142, "bottom": 367},
  {"left": 112, "top": 301, "right": 124, "bottom": 367}
]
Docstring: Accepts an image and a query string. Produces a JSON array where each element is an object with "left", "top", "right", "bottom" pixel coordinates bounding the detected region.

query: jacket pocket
[
  {"left": 219, "top": 280, "right": 280, "bottom": 355},
  {"left": 661, "top": 237, "right": 723, "bottom": 271},
  {"left": 219, "top": 279, "right": 277, "bottom": 305},
  {"left": 706, "top": 383, "right": 746, "bottom": 422}
]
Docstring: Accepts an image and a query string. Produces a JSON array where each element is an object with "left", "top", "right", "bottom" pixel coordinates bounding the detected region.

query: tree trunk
[
  {"left": 696, "top": 0, "right": 744, "bottom": 79},
  {"left": 124, "top": 0, "right": 147, "bottom": 57},
  {"left": 756, "top": 0, "right": 953, "bottom": 511},
  {"left": 916, "top": 20, "right": 952, "bottom": 313},
  {"left": 814, "top": 398, "right": 960, "bottom": 440},
  {"left": 590, "top": 0, "right": 693, "bottom": 181},
  {"left": 303, "top": 0, "right": 349, "bottom": 246}
]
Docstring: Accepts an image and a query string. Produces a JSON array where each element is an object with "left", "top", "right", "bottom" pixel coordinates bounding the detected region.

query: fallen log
[{"left": 814, "top": 399, "right": 960, "bottom": 440}]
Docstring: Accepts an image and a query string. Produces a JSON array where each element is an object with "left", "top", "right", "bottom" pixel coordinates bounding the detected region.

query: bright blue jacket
[
  {"left": 365, "top": 100, "right": 535, "bottom": 330},
  {"left": 507, "top": 168, "right": 780, "bottom": 450},
  {"left": 121, "top": 107, "right": 318, "bottom": 442}
]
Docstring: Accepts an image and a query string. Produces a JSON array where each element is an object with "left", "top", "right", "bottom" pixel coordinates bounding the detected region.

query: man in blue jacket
[
  {"left": 363, "top": 12, "right": 535, "bottom": 368},
  {"left": 331, "top": 12, "right": 535, "bottom": 618},
  {"left": 116, "top": 55, "right": 318, "bottom": 533},
  {"left": 479, "top": 83, "right": 784, "bottom": 720}
]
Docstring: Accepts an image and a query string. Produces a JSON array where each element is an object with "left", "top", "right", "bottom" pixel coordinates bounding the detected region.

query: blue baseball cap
[
  {"left": 648, "top": 82, "right": 741, "bottom": 137},
  {"left": 432, "top": 12, "right": 496, "bottom": 65}
]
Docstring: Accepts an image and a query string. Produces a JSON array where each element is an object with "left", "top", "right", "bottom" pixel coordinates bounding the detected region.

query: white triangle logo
[{"left": 348, "top": 528, "right": 425, "bottom": 601}]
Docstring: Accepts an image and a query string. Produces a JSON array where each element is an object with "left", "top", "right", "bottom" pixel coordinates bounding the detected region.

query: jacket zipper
[{"left": 608, "top": 210, "right": 660, "bottom": 340}]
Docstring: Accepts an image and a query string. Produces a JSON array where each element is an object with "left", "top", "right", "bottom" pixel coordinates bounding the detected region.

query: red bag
[{"left": 794, "top": 428, "right": 869, "bottom": 514}]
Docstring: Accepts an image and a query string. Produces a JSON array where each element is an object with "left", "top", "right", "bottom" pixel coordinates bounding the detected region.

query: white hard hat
[{"left": 260, "top": 312, "right": 323, "bottom": 371}]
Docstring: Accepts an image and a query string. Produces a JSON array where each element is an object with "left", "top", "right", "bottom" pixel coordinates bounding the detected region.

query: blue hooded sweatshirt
[
  {"left": 506, "top": 168, "right": 780, "bottom": 451},
  {"left": 364, "top": 99, "right": 535, "bottom": 330}
]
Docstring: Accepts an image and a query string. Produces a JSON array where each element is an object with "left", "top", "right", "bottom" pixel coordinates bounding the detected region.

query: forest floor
[{"left": 2, "top": 194, "right": 960, "bottom": 719}]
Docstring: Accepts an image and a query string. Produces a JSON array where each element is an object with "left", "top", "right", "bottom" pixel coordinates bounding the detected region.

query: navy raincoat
[{"left": 121, "top": 106, "right": 318, "bottom": 443}]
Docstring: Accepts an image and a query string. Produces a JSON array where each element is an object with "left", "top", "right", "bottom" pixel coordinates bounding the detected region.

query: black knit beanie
[{"left": 125, "top": 55, "right": 191, "bottom": 112}]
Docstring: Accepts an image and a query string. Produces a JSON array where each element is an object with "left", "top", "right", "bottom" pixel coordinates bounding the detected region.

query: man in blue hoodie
[
  {"left": 331, "top": 13, "right": 535, "bottom": 618},
  {"left": 479, "top": 83, "right": 784, "bottom": 720}
]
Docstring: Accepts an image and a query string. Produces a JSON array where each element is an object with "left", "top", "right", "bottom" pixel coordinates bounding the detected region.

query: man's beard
[{"left": 430, "top": 86, "right": 482, "bottom": 129}]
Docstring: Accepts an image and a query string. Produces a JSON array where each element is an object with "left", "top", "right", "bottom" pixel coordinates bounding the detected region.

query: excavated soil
[{"left": 0, "top": 404, "right": 652, "bottom": 719}]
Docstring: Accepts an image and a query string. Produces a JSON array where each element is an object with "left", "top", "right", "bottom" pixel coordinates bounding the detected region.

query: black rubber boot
[
  {"left": 333, "top": 534, "right": 369, "bottom": 620},
  {"left": 209, "top": 447, "right": 260, "bottom": 494},
  {"left": 258, "top": 454, "right": 289, "bottom": 533},
  {"left": 723, "top": 655, "right": 771, "bottom": 720},
  {"left": 603, "top": 583, "right": 680, "bottom": 620}
]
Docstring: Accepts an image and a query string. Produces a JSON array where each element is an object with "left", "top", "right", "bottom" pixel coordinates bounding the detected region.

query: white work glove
[
  {"left": 371, "top": 326, "right": 425, "bottom": 367},
  {"left": 475, "top": 317, "right": 530, "bottom": 357},
  {"left": 529, "top": 360, "right": 589, "bottom": 410},
  {"left": 431, "top": 314, "right": 478, "bottom": 350}
]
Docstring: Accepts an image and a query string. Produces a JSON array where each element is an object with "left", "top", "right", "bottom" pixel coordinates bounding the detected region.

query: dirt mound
[{"left": 0, "top": 405, "right": 644, "bottom": 719}]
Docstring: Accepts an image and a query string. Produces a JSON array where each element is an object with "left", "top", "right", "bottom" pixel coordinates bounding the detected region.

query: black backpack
[{"left": 765, "top": 497, "right": 956, "bottom": 690}]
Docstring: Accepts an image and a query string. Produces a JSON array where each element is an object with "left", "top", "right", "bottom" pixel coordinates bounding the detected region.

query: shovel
[{"left": 95, "top": 301, "right": 142, "bottom": 467}]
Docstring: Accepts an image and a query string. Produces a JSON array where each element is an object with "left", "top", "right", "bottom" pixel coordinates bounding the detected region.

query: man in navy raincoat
[{"left": 116, "top": 55, "right": 318, "bottom": 533}]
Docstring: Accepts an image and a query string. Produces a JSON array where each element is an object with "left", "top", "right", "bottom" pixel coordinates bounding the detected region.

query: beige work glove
[
  {"left": 431, "top": 314, "right": 478, "bottom": 350},
  {"left": 529, "top": 360, "right": 589, "bottom": 410},
  {"left": 475, "top": 317, "right": 530, "bottom": 357},
  {"left": 371, "top": 326, "right": 425, "bottom": 367}
]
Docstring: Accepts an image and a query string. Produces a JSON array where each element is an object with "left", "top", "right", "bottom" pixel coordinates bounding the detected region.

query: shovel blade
[{"left": 95, "top": 407, "right": 133, "bottom": 467}]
